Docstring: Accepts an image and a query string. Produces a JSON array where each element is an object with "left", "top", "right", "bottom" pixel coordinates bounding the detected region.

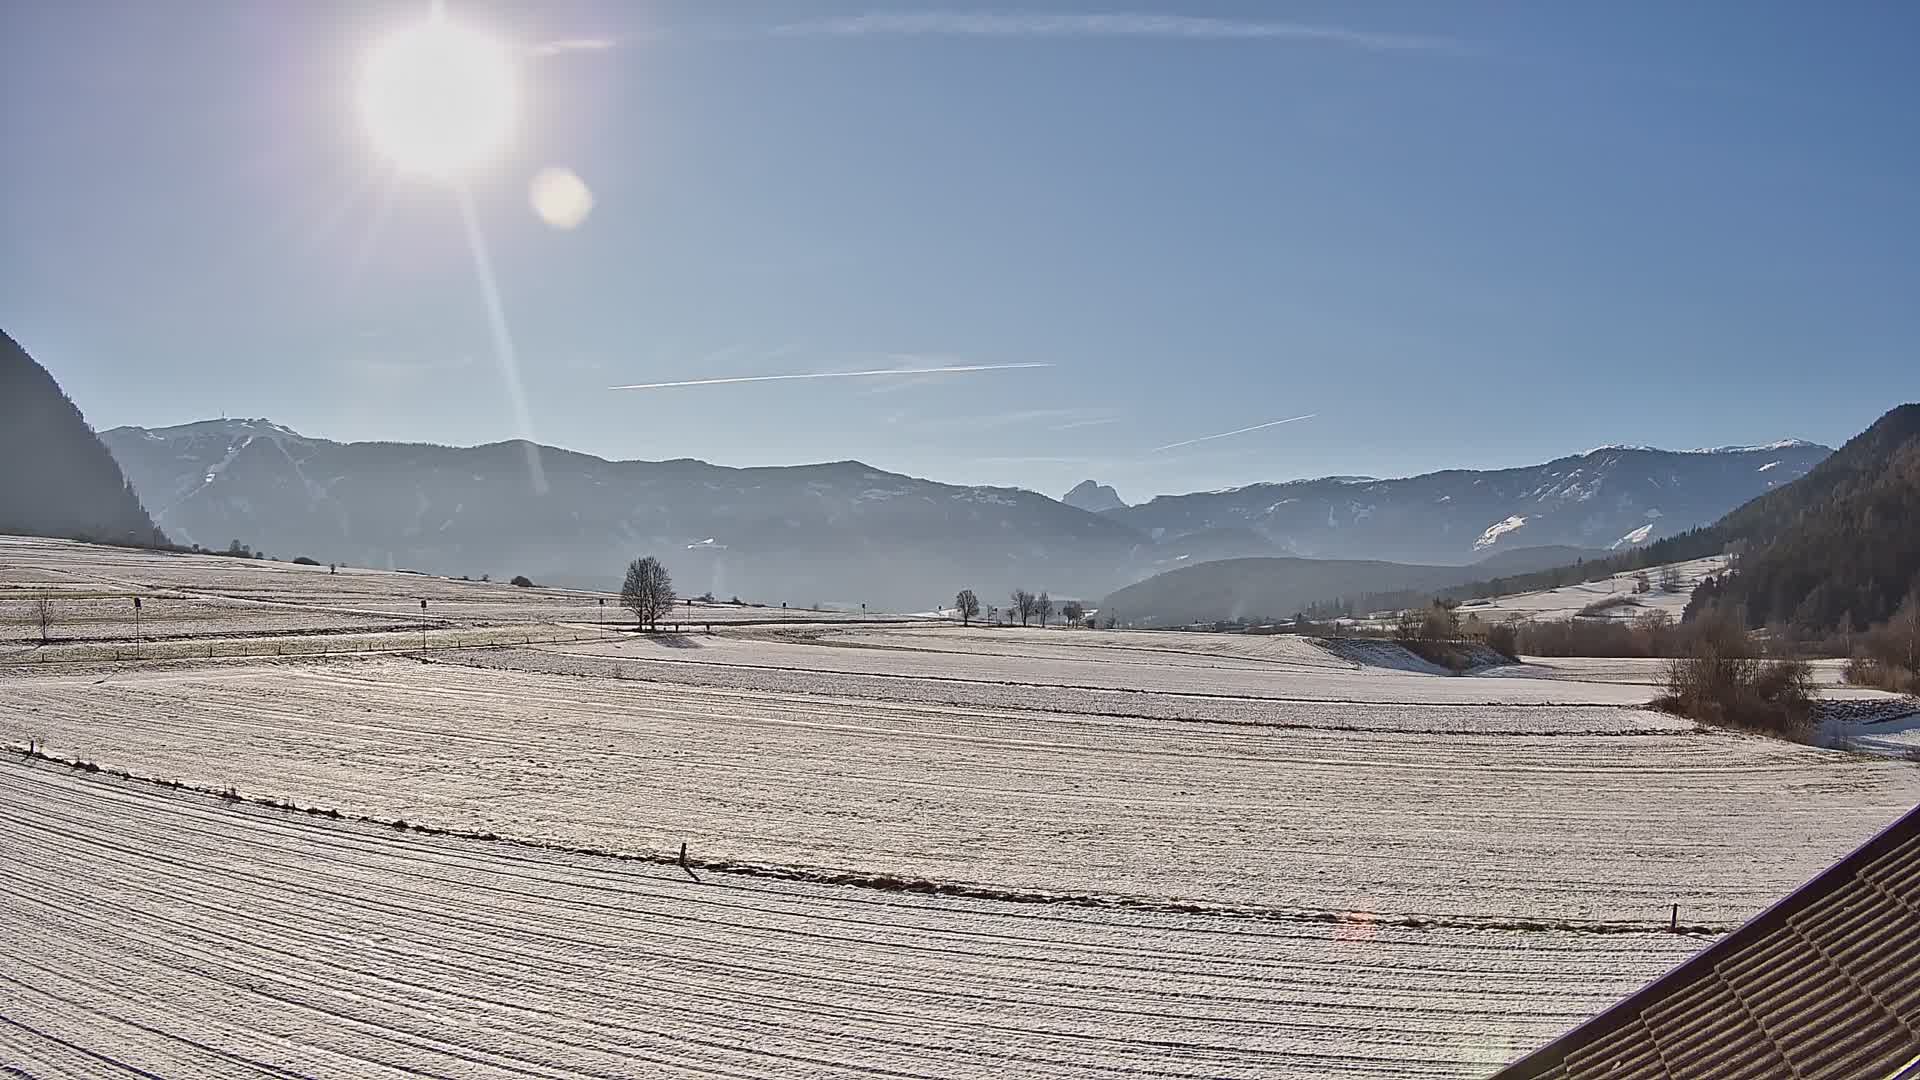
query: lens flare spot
[{"left": 530, "top": 167, "right": 594, "bottom": 229}]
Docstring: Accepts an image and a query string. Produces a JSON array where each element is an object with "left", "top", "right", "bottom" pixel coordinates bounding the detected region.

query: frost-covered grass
[
  {"left": 5, "top": 654, "right": 1915, "bottom": 927},
  {"left": 0, "top": 762, "right": 1702, "bottom": 1079}
]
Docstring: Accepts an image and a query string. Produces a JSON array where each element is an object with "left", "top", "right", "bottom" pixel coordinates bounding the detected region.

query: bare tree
[
  {"left": 1010, "top": 589, "right": 1035, "bottom": 627},
  {"left": 34, "top": 594, "right": 53, "bottom": 645},
  {"left": 1062, "top": 600, "right": 1085, "bottom": 628},
  {"left": 1890, "top": 590, "right": 1920, "bottom": 677},
  {"left": 954, "top": 589, "right": 980, "bottom": 626},
  {"left": 1036, "top": 591, "right": 1054, "bottom": 628},
  {"left": 621, "top": 556, "right": 675, "bottom": 630},
  {"left": 1657, "top": 565, "right": 1684, "bottom": 594}
]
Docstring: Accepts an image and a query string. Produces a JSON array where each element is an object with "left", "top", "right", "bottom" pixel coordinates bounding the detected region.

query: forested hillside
[
  {"left": 1692, "top": 403, "right": 1920, "bottom": 632},
  {"left": 0, "top": 330, "right": 164, "bottom": 547}
]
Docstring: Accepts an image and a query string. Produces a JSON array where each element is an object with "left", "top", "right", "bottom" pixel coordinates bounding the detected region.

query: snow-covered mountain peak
[
  {"left": 1687, "top": 438, "right": 1818, "bottom": 454},
  {"left": 120, "top": 418, "right": 310, "bottom": 443}
]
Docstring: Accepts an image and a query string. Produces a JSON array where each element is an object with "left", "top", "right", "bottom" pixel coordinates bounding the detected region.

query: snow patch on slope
[
  {"left": 1612, "top": 523, "right": 1656, "bottom": 548},
  {"left": 1473, "top": 515, "right": 1527, "bottom": 550}
]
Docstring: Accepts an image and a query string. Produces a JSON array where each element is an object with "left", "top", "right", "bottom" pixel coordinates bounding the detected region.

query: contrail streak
[
  {"left": 1152, "top": 413, "right": 1317, "bottom": 452},
  {"left": 611, "top": 362, "right": 1050, "bottom": 390},
  {"left": 774, "top": 14, "right": 1458, "bottom": 53}
]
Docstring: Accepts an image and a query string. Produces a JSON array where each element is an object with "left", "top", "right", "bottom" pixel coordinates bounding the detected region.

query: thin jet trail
[{"left": 1152, "top": 413, "right": 1317, "bottom": 453}]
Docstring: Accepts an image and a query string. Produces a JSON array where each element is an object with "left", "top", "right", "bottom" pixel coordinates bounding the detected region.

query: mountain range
[
  {"left": 98, "top": 415, "right": 1830, "bottom": 610},
  {"left": 1093, "top": 440, "right": 1829, "bottom": 565},
  {"left": 99, "top": 419, "right": 1143, "bottom": 610},
  {"left": 1115, "top": 403, "right": 1920, "bottom": 633}
]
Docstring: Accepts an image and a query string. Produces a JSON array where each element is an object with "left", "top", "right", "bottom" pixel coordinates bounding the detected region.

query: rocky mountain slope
[
  {"left": 1, "top": 330, "right": 164, "bottom": 547},
  {"left": 1062, "top": 480, "right": 1126, "bottom": 513}
]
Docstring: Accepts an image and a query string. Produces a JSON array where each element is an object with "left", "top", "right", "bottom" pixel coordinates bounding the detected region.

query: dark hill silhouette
[
  {"left": 0, "top": 329, "right": 164, "bottom": 547},
  {"left": 1687, "top": 403, "right": 1920, "bottom": 631}
]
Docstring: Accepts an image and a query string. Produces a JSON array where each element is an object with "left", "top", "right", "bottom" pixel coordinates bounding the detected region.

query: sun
[{"left": 358, "top": 16, "right": 517, "bottom": 177}]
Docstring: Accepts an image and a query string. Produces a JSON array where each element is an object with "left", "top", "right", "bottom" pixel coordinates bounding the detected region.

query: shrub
[
  {"left": 1844, "top": 594, "right": 1920, "bottom": 693},
  {"left": 1655, "top": 612, "right": 1815, "bottom": 738},
  {"left": 1406, "top": 639, "right": 1477, "bottom": 671},
  {"left": 1394, "top": 601, "right": 1457, "bottom": 643},
  {"left": 1512, "top": 612, "right": 1679, "bottom": 658},
  {"left": 1582, "top": 596, "right": 1642, "bottom": 617},
  {"left": 1485, "top": 621, "right": 1519, "bottom": 661},
  {"left": 510, "top": 575, "right": 534, "bottom": 588},
  {"left": 1845, "top": 654, "right": 1918, "bottom": 694},
  {"left": 291, "top": 556, "right": 320, "bottom": 566}
]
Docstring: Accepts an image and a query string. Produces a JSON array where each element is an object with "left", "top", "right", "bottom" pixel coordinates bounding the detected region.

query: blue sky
[{"left": 4, "top": 1, "right": 1915, "bottom": 502}]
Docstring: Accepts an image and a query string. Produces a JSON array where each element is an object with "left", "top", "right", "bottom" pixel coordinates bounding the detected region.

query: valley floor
[{"left": 3, "top": 535, "right": 1918, "bottom": 1077}]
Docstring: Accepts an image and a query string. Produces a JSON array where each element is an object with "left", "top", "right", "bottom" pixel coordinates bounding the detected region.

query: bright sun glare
[{"left": 358, "top": 16, "right": 517, "bottom": 176}]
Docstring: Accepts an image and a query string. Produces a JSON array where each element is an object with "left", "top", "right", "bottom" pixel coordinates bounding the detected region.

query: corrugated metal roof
[{"left": 1490, "top": 802, "right": 1920, "bottom": 1080}]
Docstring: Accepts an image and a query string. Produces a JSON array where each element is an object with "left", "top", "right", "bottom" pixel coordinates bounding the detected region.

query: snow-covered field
[
  {"left": 0, "top": 762, "right": 1704, "bottom": 1079},
  {"left": 551, "top": 630, "right": 1661, "bottom": 705},
  {"left": 4, "top": 536, "right": 1919, "bottom": 1077},
  {"left": 1450, "top": 555, "right": 1729, "bottom": 624},
  {"left": 0, "top": 535, "right": 929, "bottom": 659},
  {"left": 6, "top": 652, "right": 1918, "bottom": 929}
]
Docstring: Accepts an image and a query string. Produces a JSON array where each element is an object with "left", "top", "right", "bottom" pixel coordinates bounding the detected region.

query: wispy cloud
[
  {"left": 1052, "top": 414, "right": 1124, "bottom": 432},
  {"left": 611, "top": 362, "right": 1051, "bottom": 391},
  {"left": 1151, "top": 413, "right": 1317, "bottom": 453},
  {"left": 529, "top": 37, "right": 619, "bottom": 58},
  {"left": 774, "top": 13, "right": 1459, "bottom": 53}
]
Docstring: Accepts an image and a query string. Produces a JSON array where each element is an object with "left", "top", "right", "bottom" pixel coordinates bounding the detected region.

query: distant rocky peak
[{"left": 1063, "top": 480, "right": 1126, "bottom": 513}]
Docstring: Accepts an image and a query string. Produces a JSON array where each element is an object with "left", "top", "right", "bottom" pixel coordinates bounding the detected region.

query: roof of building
[{"left": 1490, "top": 802, "right": 1920, "bottom": 1080}]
